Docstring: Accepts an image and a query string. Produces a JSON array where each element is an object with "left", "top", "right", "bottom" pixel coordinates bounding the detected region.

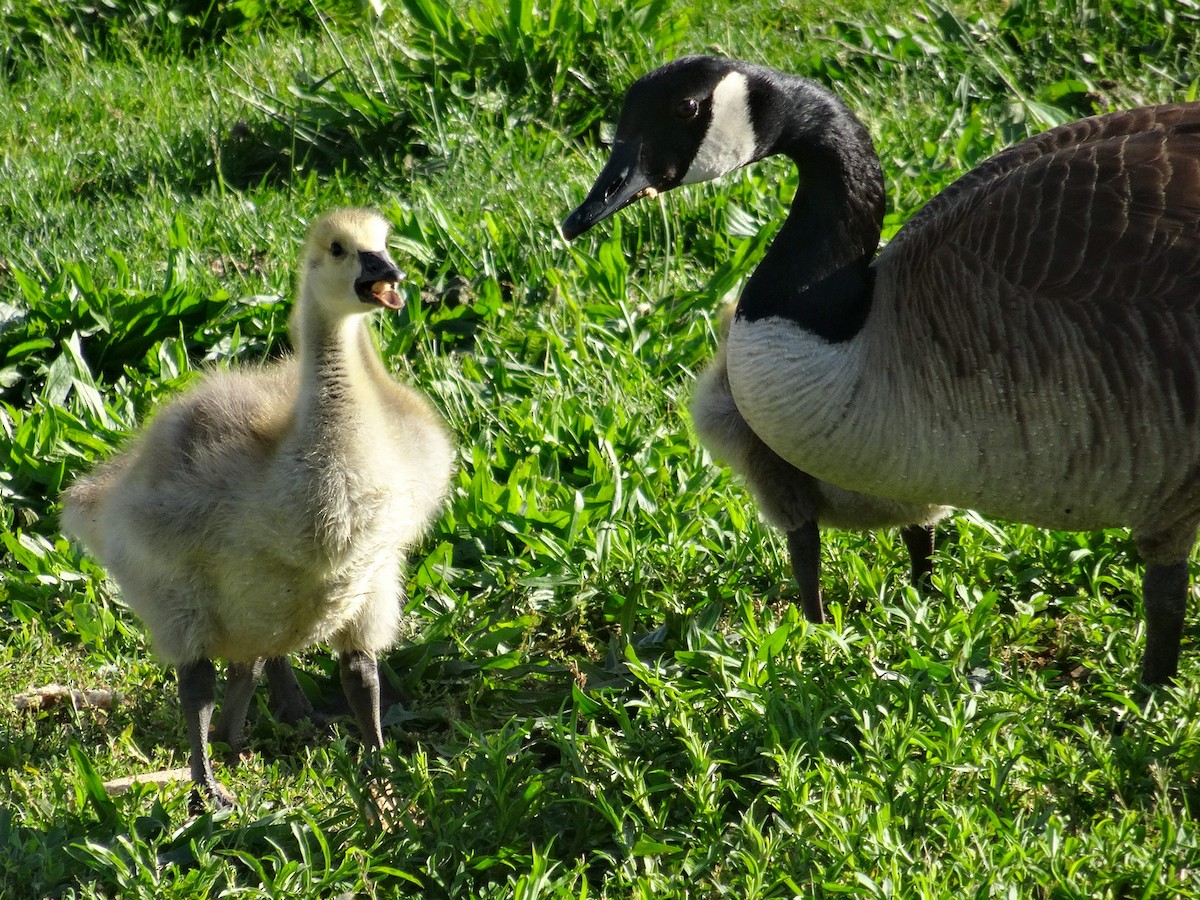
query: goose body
[
  {"left": 563, "top": 56, "right": 1200, "bottom": 684},
  {"left": 691, "top": 302, "right": 949, "bottom": 620},
  {"left": 725, "top": 101, "right": 1200, "bottom": 535},
  {"left": 62, "top": 208, "right": 454, "bottom": 804}
]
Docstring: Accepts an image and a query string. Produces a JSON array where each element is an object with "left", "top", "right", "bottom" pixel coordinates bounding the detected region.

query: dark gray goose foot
[
  {"left": 787, "top": 520, "right": 825, "bottom": 625},
  {"left": 900, "top": 523, "right": 936, "bottom": 588},
  {"left": 338, "top": 649, "right": 397, "bottom": 825},
  {"left": 1141, "top": 560, "right": 1189, "bottom": 686},
  {"left": 211, "top": 659, "right": 265, "bottom": 757},
  {"left": 178, "top": 659, "right": 234, "bottom": 812},
  {"left": 339, "top": 649, "right": 384, "bottom": 749}
]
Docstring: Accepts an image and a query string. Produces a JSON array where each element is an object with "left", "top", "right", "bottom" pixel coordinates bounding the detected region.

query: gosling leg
[
  {"left": 177, "top": 659, "right": 230, "bottom": 809},
  {"left": 339, "top": 649, "right": 384, "bottom": 748},
  {"left": 211, "top": 659, "right": 265, "bottom": 754},
  {"left": 264, "top": 656, "right": 315, "bottom": 726},
  {"left": 900, "top": 523, "right": 936, "bottom": 589},
  {"left": 787, "top": 520, "right": 825, "bottom": 625},
  {"left": 1141, "top": 560, "right": 1189, "bottom": 686}
]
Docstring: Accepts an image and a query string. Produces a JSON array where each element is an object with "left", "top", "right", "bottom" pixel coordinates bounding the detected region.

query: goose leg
[
  {"left": 787, "top": 521, "right": 826, "bottom": 624},
  {"left": 1141, "top": 561, "right": 1189, "bottom": 686},
  {"left": 900, "top": 523, "right": 936, "bottom": 588},
  {"left": 177, "top": 659, "right": 231, "bottom": 810},
  {"left": 264, "top": 656, "right": 315, "bottom": 726},
  {"left": 339, "top": 649, "right": 384, "bottom": 748},
  {"left": 211, "top": 658, "right": 265, "bottom": 754}
]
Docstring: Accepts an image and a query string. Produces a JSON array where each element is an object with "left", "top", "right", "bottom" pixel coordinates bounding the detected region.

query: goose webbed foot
[
  {"left": 339, "top": 649, "right": 384, "bottom": 749},
  {"left": 1140, "top": 560, "right": 1189, "bottom": 686},
  {"left": 787, "top": 520, "right": 826, "bottom": 624},
  {"left": 178, "top": 658, "right": 234, "bottom": 812},
  {"left": 900, "top": 523, "right": 936, "bottom": 589}
]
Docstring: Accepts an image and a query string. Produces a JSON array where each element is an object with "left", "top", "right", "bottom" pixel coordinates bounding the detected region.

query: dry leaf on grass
[
  {"left": 14, "top": 684, "right": 117, "bottom": 712},
  {"left": 102, "top": 767, "right": 193, "bottom": 796}
]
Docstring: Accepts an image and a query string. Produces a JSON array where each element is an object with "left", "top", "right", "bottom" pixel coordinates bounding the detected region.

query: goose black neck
[{"left": 735, "top": 75, "right": 885, "bottom": 342}]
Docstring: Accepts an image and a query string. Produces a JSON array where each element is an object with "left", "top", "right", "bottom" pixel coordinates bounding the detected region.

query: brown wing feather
[
  {"left": 877, "top": 102, "right": 1200, "bottom": 422},
  {"left": 892, "top": 103, "right": 1200, "bottom": 252}
]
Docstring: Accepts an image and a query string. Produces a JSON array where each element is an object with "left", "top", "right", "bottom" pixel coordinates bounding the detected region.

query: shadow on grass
[{"left": 67, "top": 105, "right": 421, "bottom": 207}]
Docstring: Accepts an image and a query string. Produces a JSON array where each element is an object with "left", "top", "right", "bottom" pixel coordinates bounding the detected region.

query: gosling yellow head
[{"left": 300, "top": 207, "right": 405, "bottom": 316}]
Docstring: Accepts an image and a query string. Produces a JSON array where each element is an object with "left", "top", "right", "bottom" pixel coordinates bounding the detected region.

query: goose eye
[
  {"left": 330, "top": 241, "right": 346, "bottom": 258},
  {"left": 676, "top": 98, "right": 699, "bottom": 120}
]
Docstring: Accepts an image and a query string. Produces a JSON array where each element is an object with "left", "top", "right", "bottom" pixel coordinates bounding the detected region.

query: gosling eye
[
  {"left": 675, "top": 98, "right": 699, "bottom": 121},
  {"left": 330, "top": 240, "right": 346, "bottom": 259}
]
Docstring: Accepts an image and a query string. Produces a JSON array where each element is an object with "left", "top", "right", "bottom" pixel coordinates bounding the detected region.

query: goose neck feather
[
  {"left": 291, "top": 300, "right": 386, "bottom": 430},
  {"left": 733, "top": 73, "right": 885, "bottom": 339}
]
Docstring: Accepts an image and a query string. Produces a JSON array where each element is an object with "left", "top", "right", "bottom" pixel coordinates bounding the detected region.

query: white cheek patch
[{"left": 682, "top": 71, "right": 756, "bottom": 184}]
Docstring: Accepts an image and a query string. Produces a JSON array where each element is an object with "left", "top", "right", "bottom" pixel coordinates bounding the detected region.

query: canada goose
[
  {"left": 563, "top": 56, "right": 1200, "bottom": 686},
  {"left": 61, "top": 208, "right": 454, "bottom": 806},
  {"left": 692, "top": 302, "right": 949, "bottom": 622}
]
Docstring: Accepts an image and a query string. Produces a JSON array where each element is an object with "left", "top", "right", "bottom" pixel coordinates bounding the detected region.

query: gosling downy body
[
  {"left": 564, "top": 56, "right": 1200, "bottom": 685},
  {"left": 692, "top": 302, "right": 948, "bottom": 622},
  {"left": 61, "top": 208, "right": 454, "bottom": 805}
]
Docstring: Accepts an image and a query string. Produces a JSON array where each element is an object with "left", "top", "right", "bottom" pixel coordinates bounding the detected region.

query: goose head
[
  {"left": 300, "top": 208, "right": 404, "bottom": 316},
  {"left": 562, "top": 56, "right": 882, "bottom": 252},
  {"left": 562, "top": 56, "right": 765, "bottom": 240}
]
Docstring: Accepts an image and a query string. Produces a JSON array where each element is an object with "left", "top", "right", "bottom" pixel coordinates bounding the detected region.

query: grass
[{"left": 2, "top": 0, "right": 1200, "bottom": 896}]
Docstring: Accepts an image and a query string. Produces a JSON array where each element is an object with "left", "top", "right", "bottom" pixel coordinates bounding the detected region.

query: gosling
[{"left": 61, "top": 208, "right": 455, "bottom": 807}]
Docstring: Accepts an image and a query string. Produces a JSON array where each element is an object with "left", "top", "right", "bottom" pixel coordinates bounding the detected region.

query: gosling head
[
  {"left": 300, "top": 207, "right": 405, "bottom": 316},
  {"left": 562, "top": 56, "right": 763, "bottom": 240}
]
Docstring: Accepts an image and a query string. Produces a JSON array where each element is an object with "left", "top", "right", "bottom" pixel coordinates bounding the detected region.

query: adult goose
[
  {"left": 62, "top": 208, "right": 455, "bottom": 806},
  {"left": 562, "top": 56, "right": 1200, "bottom": 685},
  {"left": 691, "top": 301, "right": 949, "bottom": 622}
]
